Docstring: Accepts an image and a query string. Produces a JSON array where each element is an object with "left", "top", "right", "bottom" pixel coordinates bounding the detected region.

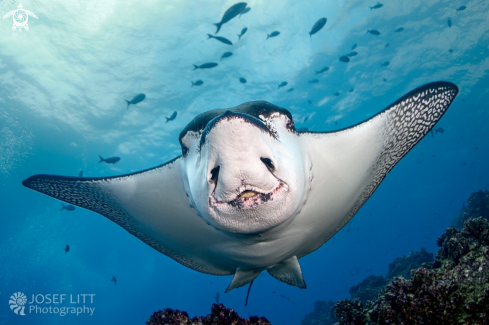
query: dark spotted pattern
[
  {"left": 316, "top": 81, "right": 458, "bottom": 248},
  {"left": 22, "top": 158, "right": 229, "bottom": 276}
]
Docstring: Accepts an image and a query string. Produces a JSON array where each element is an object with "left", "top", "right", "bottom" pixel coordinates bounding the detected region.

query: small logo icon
[
  {"left": 9, "top": 292, "right": 27, "bottom": 316},
  {"left": 2, "top": 3, "right": 38, "bottom": 31}
]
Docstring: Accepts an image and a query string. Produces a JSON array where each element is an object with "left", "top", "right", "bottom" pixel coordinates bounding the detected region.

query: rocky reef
[
  {"left": 301, "top": 300, "right": 337, "bottom": 325},
  {"left": 451, "top": 190, "right": 489, "bottom": 229},
  {"left": 334, "top": 217, "right": 489, "bottom": 324},
  {"left": 147, "top": 303, "right": 271, "bottom": 325}
]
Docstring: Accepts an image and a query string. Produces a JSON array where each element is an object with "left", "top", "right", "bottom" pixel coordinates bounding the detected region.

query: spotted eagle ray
[{"left": 22, "top": 82, "right": 458, "bottom": 292}]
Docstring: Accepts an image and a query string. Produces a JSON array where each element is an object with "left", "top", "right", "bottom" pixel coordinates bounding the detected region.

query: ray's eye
[
  {"left": 260, "top": 157, "right": 274, "bottom": 172},
  {"left": 210, "top": 166, "right": 220, "bottom": 183}
]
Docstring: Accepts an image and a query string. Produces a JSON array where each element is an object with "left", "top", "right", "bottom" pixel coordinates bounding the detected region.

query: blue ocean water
[{"left": 0, "top": 0, "right": 488, "bottom": 324}]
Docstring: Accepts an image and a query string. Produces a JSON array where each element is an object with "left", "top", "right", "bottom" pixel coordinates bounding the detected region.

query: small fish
[
  {"left": 351, "top": 43, "right": 357, "bottom": 50},
  {"left": 370, "top": 2, "right": 383, "bottom": 10},
  {"left": 308, "top": 79, "right": 319, "bottom": 83},
  {"left": 367, "top": 29, "right": 380, "bottom": 35},
  {"left": 435, "top": 127, "right": 444, "bottom": 134},
  {"left": 385, "top": 43, "right": 389, "bottom": 48},
  {"left": 207, "top": 34, "right": 233, "bottom": 45},
  {"left": 191, "top": 80, "right": 204, "bottom": 87},
  {"left": 381, "top": 61, "right": 390, "bottom": 67},
  {"left": 267, "top": 31, "right": 280, "bottom": 40},
  {"left": 456, "top": 5, "right": 466, "bottom": 12},
  {"left": 461, "top": 162, "right": 467, "bottom": 166},
  {"left": 125, "top": 93, "right": 146, "bottom": 109},
  {"left": 287, "top": 88, "right": 294, "bottom": 92},
  {"left": 166, "top": 111, "right": 177, "bottom": 123},
  {"left": 214, "top": 2, "right": 247, "bottom": 34},
  {"left": 193, "top": 62, "right": 218, "bottom": 70},
  {"left": 449, "top": 49, "right": 453, "bottom": 53},
  {"left": 347, "top": 51, "right": 358, "bottom": 57},
  {"left": 238, "top": 27, "right": 248, "bottom": 40},
  {"left": 239, "top": 77, "right": 247, "bottom": 84},
  {"left": 308, "top": 100, "right": 311, "bottom": 104},
  {"left": 333, "top": 91, "right": 340, "bottom": 97},
  {"left": 356, "top": 227, "right": 360, "bottom": 231},
  {"left": 111, "top": 276, "right": 117, "bottom": 285},
  {"left": 297, "top": 127, "right": 309, "bottom": 132},
  {"left": 447, "top": 17, "right": 452, "bottom": 28},
  {"left": 278, "top": 81, "right": 288, "bottom": 89},
  {"left": 316, "top": 66, "right": 329, "bottom": 74},
  {"left": 395, "top": 27, "right": 404, "bottom": 33},
  {"left": 220, "top": 52, "right": 233, "bottom": 61},
  {"left": 61, "top": 204, "right": 75, "bottom": 211},
  {"left": 64, "top": 245, "right": 70, "bottom": 254},
  {"left": 348, "top": 88, "right": 354, "bottom": 92},
  {"left": 239, "top": 7, "right": 250, "bottom": 18},
  {"left": 382, "top": 78, "right": 387, "bottom": 82},
  {"left": 309, "top": 17, "right": 327, "bottom": 39},
  {"left": 78, "top": 170, "right": 83, "bottom": 177},
  {"left": 215, "top": 292, "right": 220, "bottom": 303},
  {"left": 339, "top": 55, "right": 350, "bottom": 63},
  {"left": 99, "top": 156, "right": 121, "bottom": 164},
  {"left": 347, "top": 227, "right": 350, "bottom": 233}
]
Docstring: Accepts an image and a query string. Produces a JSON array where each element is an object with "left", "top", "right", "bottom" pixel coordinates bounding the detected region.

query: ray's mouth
[{"left": 209, "top": 182, "right": 288, "bottom": 209}]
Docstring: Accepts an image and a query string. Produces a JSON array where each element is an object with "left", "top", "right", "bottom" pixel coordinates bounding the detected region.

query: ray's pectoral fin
[{"left": 267, "top": 255, "right": 306, "bottom": 289}]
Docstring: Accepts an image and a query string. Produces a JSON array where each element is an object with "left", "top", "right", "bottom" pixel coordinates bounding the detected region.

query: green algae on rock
[{"left": 334, "top": 217, "right": 489, "bottom": 325}]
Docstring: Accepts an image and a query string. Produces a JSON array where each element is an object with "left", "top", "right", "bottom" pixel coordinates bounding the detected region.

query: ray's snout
[{"left": 201, "top": 111, "right": 280, "bottom": 203}]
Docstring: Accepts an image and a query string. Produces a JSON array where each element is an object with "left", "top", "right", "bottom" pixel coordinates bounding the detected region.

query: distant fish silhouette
[
  {"left": 78, "top": 170, "right": 83, "bottom": 177},
  {"left": 435, "top": 127, "right": 445, "bottom": 134},
  {"left": 370, "top": 2, "right": 383, "bottom": 10},
  {"left": 214, "top": 2, "right": 247, "bottom": 34},
  {"left": 308, "top": 100, "right": 312, "bottom": 104},
  {"left": 456, "top": 5, "right": 466, "bottom": 11},
  {"left": 449, "top": 49, "right": 453, "bottom": 53},
  {"left": 333, "top": 91, "right": 340, "bottom": 97},
  {"left": 61, "top": 204, "right": 75, "bottom": 211},
  {"left": 309, "top": 17, "right": 327, "bottom": 39},
  {"left": 351, "top": 43, "right": 357, "bottom": 50},
  {"left": 385, "top": 43, "right": 389, "bottom": 48},
  {"left": 99, "top": 156, "right": 121, "bottom": 164},
  {"left": 339, "top": 55, "right": 350, "bottom": 62},
  {"left": 278, "top": 81, "right": 288, "bottom": 89},
  {"left": 239, "top": 7, "right": 250, "bottom": 17},
  {"left": 348, "top": 88, "right": 354, "bottom": 92},
  {"left": 125, "top": 93, "right": 146, "bottom": 109},
  {"left": 367, "top": 29, "right": 380, "bottom": 35},
  {"left": 191, "top": 80, "right": 204, "bottom": 87},
  {"left": 193, "top": 62, "right": 218, "bottom": 70},
  {"left": 395, "top": 27, "right": 404, "bottom": 33},
  {"left": 267, "top": 31, "right": 280, "bottom": 40},
  {"left": 316, "top": 66, "right": 329, "bottom": 74},
  {"left": 207, "top": 34, "right": 233, "bottom": 45},
  {"left": 238, "top": 27, "right": 248, "bottom": 40},
  {"left": 220, "top": 52, "right": 233, "bottom": 61},
  {"left": 287, "top": 88, "right": 294, "bottom": 92},
  {"left": 381, "top": 61, "right": 390, "bottom": 67},
  {"left": 166, "top": 111, "right": 177, "bottom": 123},
  {"left": 308, "top": 79, "right": 319, "bottom": 84},
  {"left": 215, "top": 292, "right": 220, "bottom": 303},
  {"left": 111, "top": 276, "right": 117, "bottom": 285},
  {"left": 239, "top": 77, "right": 247, "bottom": 84},
  {"left": 447, "top": 17, "right": 452, "bottom": 28},
  {"left": 383, "top": 78, "right": 387, "bottom": 82},
  {"left": 64, "top": 245, "right": 70, "bottom": 254},
  {"left": 347, "top": 51, "right": 358, "bottom": 57}
]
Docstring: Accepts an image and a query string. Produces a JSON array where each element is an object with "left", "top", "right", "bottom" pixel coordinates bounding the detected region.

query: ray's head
[{"left": 179, "top": 101, "right": 307, "bottom": 235}]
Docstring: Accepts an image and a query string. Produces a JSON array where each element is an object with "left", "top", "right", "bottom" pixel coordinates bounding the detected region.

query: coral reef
[
  {"left": 451, "top": 190, "right": 489, "bottom": 229},
  {"left": 334, "top": 217, "right": 489, "bottom": 325},
  {"left": 301, "top": 300, "right": 337, "bottom": 325},
  {"left": 146, "top": 303, "right": 271, "bottom": 325},
  {"left": 349, "top": 248, "right": 433, "bottom": 303}
]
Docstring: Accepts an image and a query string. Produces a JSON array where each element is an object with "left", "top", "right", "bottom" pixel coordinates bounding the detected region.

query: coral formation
[
  {"left": 334, "top": 217, "right": 489, "bottom": 325},
  {"left": 349, "top": 248, "right": 433, "bottom": 303},
  {"left": 146, "top": 303, "right": 271, "bottom": 325},
  {"left": 301, "top": 300, "right": 337, "bottom": 325},
  {"left": 451, "top": 190, "right": 489, "bottom": 229}
]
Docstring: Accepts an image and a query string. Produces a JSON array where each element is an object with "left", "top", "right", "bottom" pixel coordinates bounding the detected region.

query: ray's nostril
[
  {"left": 210, "top": 166, "right": 220, "bottom": 183},
  {"left": 260, "top": 157, "right": 274, "bottom": 171}
]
